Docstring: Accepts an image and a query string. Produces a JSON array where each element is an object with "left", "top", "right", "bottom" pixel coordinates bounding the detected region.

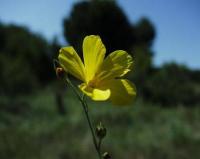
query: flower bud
[
  {"left": 102, "top": 152, "right": 111, "bottom": 159},
  {"left": 96, "top": 122, "right": 106, "bottom": 139},
  {"left": 56, "top": 67, "right": 65, "bottom": 78}
]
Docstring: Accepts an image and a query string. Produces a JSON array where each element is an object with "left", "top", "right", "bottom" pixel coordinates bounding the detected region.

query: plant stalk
[{"left": 65, "top": 77, "right": 102, "bottom": 159}]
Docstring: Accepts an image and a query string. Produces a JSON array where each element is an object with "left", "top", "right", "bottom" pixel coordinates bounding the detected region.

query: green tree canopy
[
  {"left": 145, "top": 63, "right": 199, "bottom": 105},
  {"left": 134, "top": 17, "right": 156, "bottom": 47},
  {"left": 0, "top": 23, "right": 53, "bottom": 95},
  {"left": 63, "top": 0, "right": 134, "bottom": 54}
]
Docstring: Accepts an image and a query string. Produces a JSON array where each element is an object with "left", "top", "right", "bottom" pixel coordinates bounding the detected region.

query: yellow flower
[{"left": 58, "top": 35, "right": 136, "bottom": 105}]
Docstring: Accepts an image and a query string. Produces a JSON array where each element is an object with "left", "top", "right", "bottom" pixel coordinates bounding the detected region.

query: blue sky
[{"left": 0, "top": 0, "right": 199, "bottom": 69}]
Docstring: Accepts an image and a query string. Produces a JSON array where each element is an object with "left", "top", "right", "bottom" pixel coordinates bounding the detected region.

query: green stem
[
  {"left": 82, "top": 98, "right": 102, "bottom": 158},
  {"left": 65, "top": 77, "right": 102, "bottom": 159},
  {"left": 98, "top": 138, "right": 102, "bottom": 153}
]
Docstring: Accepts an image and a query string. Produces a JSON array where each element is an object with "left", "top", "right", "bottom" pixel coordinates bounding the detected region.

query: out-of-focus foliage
[
  {"left": 0, "top": 88, "right": 200, "bottom": 159},
  {"left": 0, "top": 23, "right": 54, "bottom": 96},
  {"left": 134, "top": 18, "right": 156, "bottom": 47},
  {"left": 130, "top": 18, "right": 156, "bottom": 101},
  {"left": 131, "top": 45, "right": 153, "bottom": 90},
  {"left": 144, "top": 63, "right": 200, "bottom": 106},
  {"left": 50, "top": 37, "right": 61, "bottom": 59},
  {"left": 63, "top": 0, "right": 134, "bottom": 54}
]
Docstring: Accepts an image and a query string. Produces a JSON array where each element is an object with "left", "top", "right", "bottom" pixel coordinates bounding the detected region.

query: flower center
[{"left": 88, "top": 79, "right": 99, "bottom": 88}]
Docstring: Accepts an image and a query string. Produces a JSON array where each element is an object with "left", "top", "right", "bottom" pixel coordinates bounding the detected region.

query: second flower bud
[{"left": 96, "top": 122, "right": 107, "bottom": 139}]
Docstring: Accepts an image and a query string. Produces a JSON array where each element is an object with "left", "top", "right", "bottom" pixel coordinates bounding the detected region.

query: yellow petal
[
  {"left": 97, "top": 50, "right": 133, "bottom": 82},
  {"left": 79, "top": 83, "right": 110, "bottom": 101},
  {"left": 103, "top": 79, "right": 136, "bottom": 106},
  {"left": 83, "top": 35, "right": 106, "bottom": 83},
  {"left": 58, "top": 47, "right": 85, "bottom": 81}
]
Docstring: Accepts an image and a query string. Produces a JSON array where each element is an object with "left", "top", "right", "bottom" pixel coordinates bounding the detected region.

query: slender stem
[
  {"left": 98, "top": 138, "right": 102, "bottom": 152},
  {"left": 82, "top": 98, "right": 102, "bottom": 158},
  {"left": 65, "top": 77, "right": 82, "bottom": 101},
  {"left": 65, "top": 77, "right": 102, "bottom": 159}
]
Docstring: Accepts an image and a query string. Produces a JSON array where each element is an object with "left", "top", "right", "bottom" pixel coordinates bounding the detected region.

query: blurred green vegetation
[
  {"left": 0, "top": 86, "right": 200, "bottom": 159},
  {"left": 0, "top": 0, "right": 200, "bottom": 158},
  {"left": 0, "top": 23, "right": 55, "bottom": 96}
]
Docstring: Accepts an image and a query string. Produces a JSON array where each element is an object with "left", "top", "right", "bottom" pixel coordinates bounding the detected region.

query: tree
[
  {"left": 145, "top": 63, "right": 199, "bottom": 106},
  {"left": 134, "top": 17, "right": 156, "bottom": 47},
  {"left": 130, "top": 18, "right": 156, "bottom": 94},
  {"left": 0, "top": 23, "right": 53, "bottom": 95},
  {"left": 63, "top": 0, "right": 134, "bottom": 54}
]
